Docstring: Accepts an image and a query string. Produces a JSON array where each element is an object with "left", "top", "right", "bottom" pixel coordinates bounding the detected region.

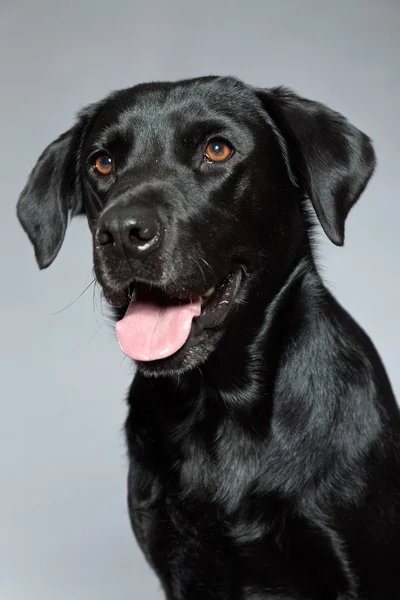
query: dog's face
[{"left": 17, "top": 76, "right": 375, "bottom": 376}]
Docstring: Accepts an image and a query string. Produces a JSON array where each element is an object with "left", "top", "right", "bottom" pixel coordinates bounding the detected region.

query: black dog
[{"left": 17, "top": 77, "right": 400, "bottom": 599}]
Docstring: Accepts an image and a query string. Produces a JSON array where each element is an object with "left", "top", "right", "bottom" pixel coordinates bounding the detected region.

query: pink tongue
[{"left": 115, "top": 295, "right": 202, "bottom": 361}]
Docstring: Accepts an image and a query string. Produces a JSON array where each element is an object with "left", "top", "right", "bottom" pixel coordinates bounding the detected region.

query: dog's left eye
[
  {"left": 203, "top": 140, "right": 233, "bottom": 163},
  {"left": 94, "top": 154, "right": 113, "bottom": 175}
]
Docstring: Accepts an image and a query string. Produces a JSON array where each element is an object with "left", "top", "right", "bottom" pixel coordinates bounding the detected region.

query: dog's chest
[
  {"left": 129, "top": 459, "right": 352, "bottom": 600},
  {"left": 177, "top": 424, "right": 265, "bottom": 509},
  {"left": 127, "top": 402, "right": 355, "bottom": 600}
]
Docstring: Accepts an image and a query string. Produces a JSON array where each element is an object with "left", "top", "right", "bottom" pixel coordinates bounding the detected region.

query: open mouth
[{"left": 113, "top": 270, "right": 243, "bottom": 362}]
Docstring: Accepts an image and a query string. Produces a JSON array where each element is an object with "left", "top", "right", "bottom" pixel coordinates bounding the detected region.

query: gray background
[{"left": 0, "top": 0, "right": 399, "bottom": 598}]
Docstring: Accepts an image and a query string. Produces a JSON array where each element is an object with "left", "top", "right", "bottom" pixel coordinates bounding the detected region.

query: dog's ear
[
  {"left": 17, "top": 105, "right": 96, "bottom": 269},
  {"left": 256, "top": 87, "right": 376, "bottom": 245}
]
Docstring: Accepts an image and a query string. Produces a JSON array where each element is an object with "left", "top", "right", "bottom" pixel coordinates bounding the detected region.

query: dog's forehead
[{"left": 92, "top": 77, "right": 260, "bottom": 136}]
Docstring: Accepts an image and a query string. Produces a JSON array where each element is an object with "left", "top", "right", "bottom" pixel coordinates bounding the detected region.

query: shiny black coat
[{"left": 17, "top": 76, "right": 400, "bottom": 599}]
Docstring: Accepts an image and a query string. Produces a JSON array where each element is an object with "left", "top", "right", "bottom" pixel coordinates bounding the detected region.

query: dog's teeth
[{"left": 202, "top": 286, "right": 215, "bottom": 298}]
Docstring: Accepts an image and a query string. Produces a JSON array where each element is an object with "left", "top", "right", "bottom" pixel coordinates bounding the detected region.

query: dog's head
[{"left": 17, "top": 76, "right": 375, "bottom": 376}]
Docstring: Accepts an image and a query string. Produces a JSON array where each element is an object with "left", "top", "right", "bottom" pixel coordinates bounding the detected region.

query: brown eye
[
  {"left": 94, "top": 154, "right": 113, "bottom": 175},
  {"left": 204, "top": 140, "right": 233, "bottom": 163}
]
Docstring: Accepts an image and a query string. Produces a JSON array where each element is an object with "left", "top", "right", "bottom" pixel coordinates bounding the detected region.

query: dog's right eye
[
  {"left": 94, "top": 154, "right": 113, "bottom": 176},
  {"left": 203, "top": 140, "right": 234, "bottom": 163}
]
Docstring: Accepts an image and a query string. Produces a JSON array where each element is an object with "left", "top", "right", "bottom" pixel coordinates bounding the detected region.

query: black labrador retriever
[{"left": 17, "top": 76, "right": 400, "bottom": 599}]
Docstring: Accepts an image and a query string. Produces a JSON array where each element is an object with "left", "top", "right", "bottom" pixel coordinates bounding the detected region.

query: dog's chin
[
  {"left": 134, "top": 326, "right": 226, "bottom": 378},
  {"left": 106, "top": 269, "right": 245, "bottom": 378}
]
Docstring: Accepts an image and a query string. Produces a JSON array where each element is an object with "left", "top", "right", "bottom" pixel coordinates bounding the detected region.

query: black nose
[{"left": 95, "top": 205, "right": 161, "bottom": 258}]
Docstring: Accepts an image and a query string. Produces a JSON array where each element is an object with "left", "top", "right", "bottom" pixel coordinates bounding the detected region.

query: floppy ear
[
  {"left": 17, "top": 106, "right": 95, "bottom": 269},
  {"left": 256, "top": 87, "right": 376, "bottom": 245}
]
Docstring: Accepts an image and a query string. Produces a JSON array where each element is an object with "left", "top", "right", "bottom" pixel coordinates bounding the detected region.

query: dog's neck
[{"left": 201, "top": 255, "right": 319, "bottom": 393}]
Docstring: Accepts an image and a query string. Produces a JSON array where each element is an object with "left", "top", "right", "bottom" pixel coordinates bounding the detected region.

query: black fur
[{"left": 17, "top": 76, "right": 400, "bottom": 599}]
